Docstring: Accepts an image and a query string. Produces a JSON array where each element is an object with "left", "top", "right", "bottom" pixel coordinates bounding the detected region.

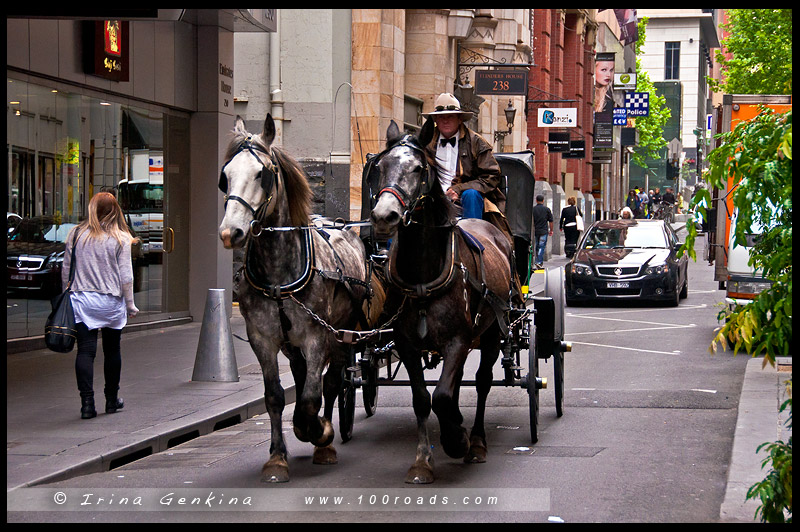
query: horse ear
[
  {"left": 386, "top": 120, "right": 402, "bottom": 146},
  {"left": 419, "top": 117, "right": 436, "bottom": 147},
  {"left": 234, "top": 115, "right": 248, "bottom": 136},
  {"left": 262, "top": 114, "right": 276, "bottom": 146}
]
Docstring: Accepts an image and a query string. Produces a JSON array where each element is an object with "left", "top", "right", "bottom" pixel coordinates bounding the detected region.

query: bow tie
[{"left": 440, "top": 136, "right": 457, "bottom": 147}]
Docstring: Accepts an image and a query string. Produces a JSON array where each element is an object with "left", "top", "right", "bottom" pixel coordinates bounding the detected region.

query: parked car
[
  {"left": 7, "top": 216, "right": 145, "bottom": 298},
  {"left": 7, "top": 216, "right": 79, "bottom": 298},
  {"left": 565, "top": 219, "right": 689, "bottom": 306}
]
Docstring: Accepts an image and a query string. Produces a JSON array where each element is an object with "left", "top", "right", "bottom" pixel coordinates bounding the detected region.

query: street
[{"left": 8, "top": 238, "right": 753, "bottom": 523}]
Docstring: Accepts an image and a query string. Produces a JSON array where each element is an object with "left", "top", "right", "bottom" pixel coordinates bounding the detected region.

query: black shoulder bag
[{"left": 45, "top": 232, "right": 78, "bottom": 353}]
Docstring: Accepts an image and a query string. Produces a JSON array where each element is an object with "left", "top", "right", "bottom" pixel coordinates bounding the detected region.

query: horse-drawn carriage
[{"left": 218, "top": 114, "right": 569, "bottom": 484}]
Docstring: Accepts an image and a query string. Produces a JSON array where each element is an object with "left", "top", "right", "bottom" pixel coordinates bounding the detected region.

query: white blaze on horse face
[{"left": 219, "top": 152, "right": 267, "bottom": 249}]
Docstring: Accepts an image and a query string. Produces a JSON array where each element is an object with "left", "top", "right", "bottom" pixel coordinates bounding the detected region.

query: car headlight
[
  {"left": 571, "top": 263, "right": 592, "bottom": 276},
  {"left": 727, "top": 278, "right": 773, "bottom": 300},
  {"left": 645, "top": 264, "right": 668, "bottom": 275}
]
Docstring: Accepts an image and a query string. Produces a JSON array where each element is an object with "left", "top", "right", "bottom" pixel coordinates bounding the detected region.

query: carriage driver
[
  {"left": 423, "top": 93, "right": 522, "bottom": 305},
  {"left": 423, "top": 93, "right": 508, "bottom": 231}
]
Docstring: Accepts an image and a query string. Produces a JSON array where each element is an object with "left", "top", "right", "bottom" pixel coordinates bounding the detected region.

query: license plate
[
  {"left": 607, "top": 282, "right": 630, "bottom": 289},
  {"left": 11, "top": 274, "right": 27, "bottom": 281}
]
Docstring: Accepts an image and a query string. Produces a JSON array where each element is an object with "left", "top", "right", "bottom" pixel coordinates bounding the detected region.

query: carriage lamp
[{"left": 494, "top": 100, "right": 517, "bottom": 142}]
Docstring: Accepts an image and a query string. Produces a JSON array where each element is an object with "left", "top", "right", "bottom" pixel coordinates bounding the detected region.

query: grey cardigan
[{"left": 62, "top": 228, "right": 134, "bottom": 302}]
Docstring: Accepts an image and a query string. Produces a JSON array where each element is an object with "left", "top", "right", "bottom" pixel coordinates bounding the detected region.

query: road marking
[
  {"left": 566, "top": 324, "right": 695, "bottom": 336},
  {"left": 691, "top": 389, "right": 718, "bottom": 394},
  {"left": 567, "top": 303, "right": 708, "bottom": 317},
  {"left": 568, "top": 341, "right": 681, "bottom": 356}
]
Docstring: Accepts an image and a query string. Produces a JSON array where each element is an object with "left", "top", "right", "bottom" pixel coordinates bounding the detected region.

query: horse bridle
[
  {"left": 369, "top": 135, "right": 434, "bottom": 223},
  {"left": 219, "top": 137, "right": 278, "bottom": 220}
]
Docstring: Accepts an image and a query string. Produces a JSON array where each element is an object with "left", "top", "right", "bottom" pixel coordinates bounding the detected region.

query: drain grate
[{"left": 506, "top": 446, "right": 604, "bottom": 457}]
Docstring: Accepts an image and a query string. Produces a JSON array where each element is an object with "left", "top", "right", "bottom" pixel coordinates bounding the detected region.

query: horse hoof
[
  {"left": 441, "top": 429, "right": 470, "bottom": 459},
  {"left": 261, "top": 460, "right": 290, "bottom": 483},
  {"left": 405, "top": 464, "right": 434, "bottom": 484},
  {"left": 464, "top": 437, "right": 488, "bottom": 463},
  {"left": 312, "top": 445, "right": 338, "bottom": 465}
]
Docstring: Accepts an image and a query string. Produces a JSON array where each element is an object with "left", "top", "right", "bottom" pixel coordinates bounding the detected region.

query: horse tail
[{"left": 271, "top": 146, "right": 313, "bottom": 227}]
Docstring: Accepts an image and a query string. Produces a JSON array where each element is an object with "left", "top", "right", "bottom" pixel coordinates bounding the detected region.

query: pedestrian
[
  {"left": 532, "top": 194, "right": 553, "bottom": 269},
  {"left": 636, "top": 188, "right": 649, "bottom": 218},
  {"left": 62, "top": 192, "right": 139, "bottom": 419},
  {"left": 626, "top": 189, "right": 639, "bottom": 216},
  {"left": 620, "top": 206, "right": 634, "bottom": 219},
  {"left": 559, "top": 196, "right": 583, "bottom": 258}
]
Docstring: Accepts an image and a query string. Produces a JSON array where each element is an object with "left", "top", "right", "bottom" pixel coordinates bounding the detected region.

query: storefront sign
[
  {"left": 614, "top": 72, "right": 636, "bottom": 90},
  {"left": 613, "top": 107, "right": 628, "bottom": 126},
  {"left": 593, "top": 121, "right": 613, "bottom": 149},
  {"left": 475, "top": 70, "right": 528, "bottom": 96},
  {"left": 547, "top": 132, "right": 570, "bottom": 152},
  {"left": 538, "top": 108, "right": 577, "bottom": 127},
  {"left": 562, "top": 139, "right": 585, "bottom": 159},
  {"left": 84, "top": 21, "right": 129, "bottom": 82}
]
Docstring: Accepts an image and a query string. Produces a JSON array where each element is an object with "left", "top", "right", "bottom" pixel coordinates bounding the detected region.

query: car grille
[
  {"left": 596, "top": 287, "right": 641, "bottom": 296},
  {"left": 596, "top": 266, "right": 640, "bottom": 278},
  {"left": 8, "top": 257, "right": 45, "bottom": 271}
]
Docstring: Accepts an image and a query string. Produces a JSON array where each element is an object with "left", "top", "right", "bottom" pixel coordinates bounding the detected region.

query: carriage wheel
[
  {"left": 554, "top": 349, "right": 565, "bottom": 418},
  {"left": 527, "top": 325, "right": 540, "bottom": 444},
  {"left": 361, "top": 359, "right": 379, "bottom": 417},
  {"left": 338, "top": 381, "right": 356, "bottom": 443},
  {"left": 544, "top": 267, "right": 566, "bottom": 418}
]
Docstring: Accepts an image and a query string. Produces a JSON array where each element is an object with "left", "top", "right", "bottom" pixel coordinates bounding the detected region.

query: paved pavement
[{"left": 6, "top": 253, "right": 792, "bottom": 522}]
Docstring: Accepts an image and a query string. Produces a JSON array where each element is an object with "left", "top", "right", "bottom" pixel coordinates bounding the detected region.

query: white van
[{"left": 724, "top": 207, "right": 773, "bottom": 311}]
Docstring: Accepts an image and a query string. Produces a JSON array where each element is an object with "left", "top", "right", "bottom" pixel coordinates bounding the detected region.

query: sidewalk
[{"left": 6, "top": 256, "right": 791, "bottom": 524}]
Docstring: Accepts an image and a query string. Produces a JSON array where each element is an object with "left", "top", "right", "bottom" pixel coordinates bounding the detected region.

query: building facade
[
  {"left": 632, "top": 9, "right": 720, "bottom": 191},
  {"left": 7, "top": 10, "right": 275, "bottom": 343}
]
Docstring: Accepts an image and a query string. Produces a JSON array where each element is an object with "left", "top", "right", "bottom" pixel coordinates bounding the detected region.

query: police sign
[{"left": 625, "top": 92, "right": 649, "bottom": 117}]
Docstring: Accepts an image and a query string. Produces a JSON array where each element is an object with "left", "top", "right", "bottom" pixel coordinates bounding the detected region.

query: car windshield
[
  {"left": 583, "top": 224, "right": 667, "bottom": 249},
  {"left": 8, "top": 218, "right": 78, "bottom": 244}
]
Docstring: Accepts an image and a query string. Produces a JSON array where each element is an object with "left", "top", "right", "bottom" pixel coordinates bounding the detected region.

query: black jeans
[{"left": 75, "top": 322, "right": 122, "bottom": 400}]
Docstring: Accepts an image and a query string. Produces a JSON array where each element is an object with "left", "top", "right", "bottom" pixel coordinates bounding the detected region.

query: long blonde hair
[{"left": 75, "top": 192, "right": 135, "bottom": 246}]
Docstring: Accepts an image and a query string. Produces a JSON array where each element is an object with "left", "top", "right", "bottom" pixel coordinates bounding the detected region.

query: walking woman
[
  {"left": 62, "top": 192, "right": 139, "bottom": 419},
  {"left": 559, "top": 196, "right": 583, "bottom": 258}
]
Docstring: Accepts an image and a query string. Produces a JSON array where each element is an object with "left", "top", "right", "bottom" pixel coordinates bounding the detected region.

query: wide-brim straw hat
[{"left": 422, "top": 93, "right": 473, "bottom": 119}]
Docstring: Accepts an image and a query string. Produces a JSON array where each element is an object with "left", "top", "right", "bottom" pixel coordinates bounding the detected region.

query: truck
[
  {"left": 705, "top": 94, "right": 792, "bottom": 310},
  {"left": 118, "top": 149, "right": 164, "bottom": 256}
]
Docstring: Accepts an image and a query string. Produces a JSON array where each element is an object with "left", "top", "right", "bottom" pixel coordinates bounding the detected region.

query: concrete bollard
[{"left": 192, "top": 288, "right": 239, "bottom": 382}]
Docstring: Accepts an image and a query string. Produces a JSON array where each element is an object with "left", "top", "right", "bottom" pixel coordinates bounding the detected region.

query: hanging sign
[
  {"left": 475, "top": 70, "right": 528, "bottom": 95},
  {"left": 625, "top": 92, "right": 650, "bottom": 117},
  {"left": 538, "top": 108, "right": 577, "bottom": 127}
]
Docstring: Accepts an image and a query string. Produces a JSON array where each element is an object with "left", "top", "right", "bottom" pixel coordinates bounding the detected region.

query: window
[{"left": 665, "top": 42, "right": 680, "bottom": 80}]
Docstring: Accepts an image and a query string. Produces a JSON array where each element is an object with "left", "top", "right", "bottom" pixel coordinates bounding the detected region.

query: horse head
[
  {"left": 369, "top": 119, "right": 439, "bottom": 237},
  {"left": 218, "top": 114, "right": 279, "bottom": 249}
]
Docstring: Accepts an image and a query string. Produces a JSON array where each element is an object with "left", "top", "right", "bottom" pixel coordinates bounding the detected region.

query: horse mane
[{"left": 224, "top": 127, "right": 312, "bottom": 227}]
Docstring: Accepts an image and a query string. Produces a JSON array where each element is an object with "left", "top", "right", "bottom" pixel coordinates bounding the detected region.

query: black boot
[
  {"left": 81, "top": 397, "right": 97, "bottom": 419},
  {"left": 105, "top": 397, "right": 124, "bottom": 414}
]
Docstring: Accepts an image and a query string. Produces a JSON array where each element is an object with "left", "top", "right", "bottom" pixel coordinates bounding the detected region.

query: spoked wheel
[
  {"left": 361, "top": 358, "right": 379, "bottom": 417},
  {"left": 526, "top": 325, "right": 540, "bottom": 444},
  {"left": 338, "top": 369, "right": 356, "bottom": 443}
]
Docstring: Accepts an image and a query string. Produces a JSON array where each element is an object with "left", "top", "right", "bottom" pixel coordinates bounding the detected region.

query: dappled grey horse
[{"left": 219, "top": 114, "right": 379, "bottom": 482}]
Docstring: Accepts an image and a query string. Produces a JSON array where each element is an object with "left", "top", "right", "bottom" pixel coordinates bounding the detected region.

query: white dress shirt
[{"left": 435, "top": 132, "right": 460, "bottom": 192}]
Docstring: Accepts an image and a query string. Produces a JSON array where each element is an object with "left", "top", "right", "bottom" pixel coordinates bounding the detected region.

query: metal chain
[{"left": 288, "top": 294, "right": 408, "bottom": 344}]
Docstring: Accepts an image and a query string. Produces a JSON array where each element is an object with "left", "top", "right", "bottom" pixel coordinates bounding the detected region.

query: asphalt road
[{"left": 9, "top": 244, "right": 751, "bottom": 523}]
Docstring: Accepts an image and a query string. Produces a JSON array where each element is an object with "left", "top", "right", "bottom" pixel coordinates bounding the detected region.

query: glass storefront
[{"left": 7, "top": 76, "right": 190, "bottom": 339}]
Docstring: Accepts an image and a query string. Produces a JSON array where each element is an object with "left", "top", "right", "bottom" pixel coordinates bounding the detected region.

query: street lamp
[{"left": 494, "top": 100, "right": 517, "bottom": 143}]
